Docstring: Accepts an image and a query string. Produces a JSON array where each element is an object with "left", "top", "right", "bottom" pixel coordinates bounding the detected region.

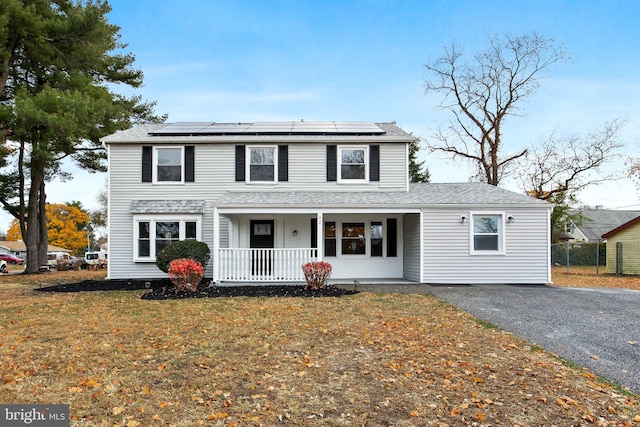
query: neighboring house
[
  {"left": 0, "top": 241, "right": 71, "bottom": 259},
  {"left": 602, "top": 217, "right": 640, "bottom": 275},
  {"left": 102, "top": 121, "right": 552, "bottom": 285},
  {"left": 564, "top": 209, "right": 640, "bottom": 242}
]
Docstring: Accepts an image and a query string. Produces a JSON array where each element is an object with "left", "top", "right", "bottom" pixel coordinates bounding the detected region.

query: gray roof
[
  {"left": 130, "top": 200, "right": 206, "bottom": 214},
  {"left": 216, "top": 183, "right": 549, "bottom": 208},
  {"left": 572, "top": 209, "right": 640, "bottom": 240},
  {"left": 101, "top": 121, "right": 413, "bottom": 143}
]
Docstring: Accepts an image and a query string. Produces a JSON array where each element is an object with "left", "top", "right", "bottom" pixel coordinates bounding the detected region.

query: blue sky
[{"left": 22, "top": 0, "right": 640, "bottom": 231}]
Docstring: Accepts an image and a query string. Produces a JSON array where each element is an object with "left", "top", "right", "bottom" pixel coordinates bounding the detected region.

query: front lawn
[{"left": 0, "top": 270, "right": 638, "bottom": 425}]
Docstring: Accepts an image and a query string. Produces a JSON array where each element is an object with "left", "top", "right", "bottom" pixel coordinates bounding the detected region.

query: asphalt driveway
[{"left": 423, "top": 284, "right": 640, "bottom": 393}]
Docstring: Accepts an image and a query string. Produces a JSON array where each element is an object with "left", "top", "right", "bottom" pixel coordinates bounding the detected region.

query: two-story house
[{"left": 102, "top": 121, "right": 552, "bottom": 285}]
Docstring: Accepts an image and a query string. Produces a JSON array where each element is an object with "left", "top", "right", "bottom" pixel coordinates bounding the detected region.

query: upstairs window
[
  {"left": 472, "top": 213, "right": 504, "bottom": 253},
  {"left": 156, "top": 147, "right": 183, "bottom": 182},
  {"left": 339, "top": 147, "right": 367, "bottom": 182},
  {"left": 142, "top": 146, "right": 194, "bottom": 183},
  {"left": 248, "top": 147, "right": 276, "bottom": 183}
]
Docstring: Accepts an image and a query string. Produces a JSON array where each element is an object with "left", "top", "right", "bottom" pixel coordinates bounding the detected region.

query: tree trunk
[
  {"left": 24, "top": 169, "right": 43, "bottom": 274},
  {"left": 38, "top": 179, "right": 48, "bottom": 267}
]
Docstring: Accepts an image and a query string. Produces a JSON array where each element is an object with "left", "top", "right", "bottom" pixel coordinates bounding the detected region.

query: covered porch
[{"left": 212, "top": 204, "right": 421, "bottom": 283}]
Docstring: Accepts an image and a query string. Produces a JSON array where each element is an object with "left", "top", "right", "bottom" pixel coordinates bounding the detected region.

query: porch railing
[{"left": 218, "top": 248, "right": 318, "bottom": 282}]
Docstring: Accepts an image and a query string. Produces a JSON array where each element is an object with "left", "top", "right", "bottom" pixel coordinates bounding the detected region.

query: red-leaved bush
[
  {"left": 168, "top": 258, "right": 204, "bottom": 292},
  {"left": 302, "top": 261, "right": 333, "bottom": 290}
]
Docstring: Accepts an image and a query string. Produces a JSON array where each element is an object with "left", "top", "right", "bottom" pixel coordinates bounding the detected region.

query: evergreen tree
[
  {"left": 409, "top": 139, "right": 431, "bottom": 183},
  {"left": 0, "top": 0, "right": 164, "bottom": 272}
]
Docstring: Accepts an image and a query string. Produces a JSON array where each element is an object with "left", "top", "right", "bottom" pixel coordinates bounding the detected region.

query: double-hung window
[
  {"left": 341, "top": 222, "right": 366, "bottom": 255},
  {"left": 134, "top": 216, "right": 201, "bottom": 260},
  {"left": 471, "top": 213, "right": 504, "bottom": 254},
  {"left": 155, "top": 147, "right": 183, "bottom": 183},
  {"left": 248, "top": 147, "right": 276, "bottom": 183},
  {"left": 338, "top": 146, "right": 367, "bottom": 182}
]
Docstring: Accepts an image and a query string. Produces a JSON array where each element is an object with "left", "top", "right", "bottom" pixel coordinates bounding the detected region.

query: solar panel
[{"left": 149, "top": 121, "right": 386, "bottom": 136}]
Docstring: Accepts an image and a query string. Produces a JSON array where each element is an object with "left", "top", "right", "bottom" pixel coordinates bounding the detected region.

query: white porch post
[
  {"left": 213, "top": 207, "right": 220, "bottom": 283},
  {"left": 316, "top": 212, "right": 323, "bottom": 261}
]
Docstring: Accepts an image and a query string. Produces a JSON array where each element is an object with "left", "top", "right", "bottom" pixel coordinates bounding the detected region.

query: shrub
[
  {"left": 302, "top": 261, "right": 333, "bottom": 290},
  {"left": 156, "top": 240, "right": 210, "bottom": 273},
  {"left": 168, "top": 258, "right": 204, "bottom": 292}
]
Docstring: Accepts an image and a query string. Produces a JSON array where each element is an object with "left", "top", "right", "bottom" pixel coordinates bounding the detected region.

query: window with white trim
[
  {"left": 248, "top": 146, "right": 276, "bottom": 183},
  {"left": 338, "top": 146, "right": 368, "bottom": 182},
  {"left": 155, "top": 147, "right": 183, "bottom": 183},
  {"left": 472, "top": 213, "right": 504, "bottom": 253},
  {"left": 134, "top": 217, "right": 201, "bottom": 260},
  {"left": 342, "top": 222, "right": 366, "bottom": 255}
]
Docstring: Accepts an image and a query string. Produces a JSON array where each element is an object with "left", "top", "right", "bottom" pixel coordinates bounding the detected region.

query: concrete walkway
[{"left": 347, "top": 283, "right": 640, "bottom": 393}]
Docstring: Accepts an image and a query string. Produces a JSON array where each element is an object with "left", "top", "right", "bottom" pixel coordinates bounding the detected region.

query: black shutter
[
  {"left": 278, "top": 145, "right": 288, "bottom": 182},
  {"left": 370, "top": 145, "right": 380, "bottom": 181},
  {"left": 326, "top": 145, "right": 337, "bottom": 182},
  {"left": 235, "top": 145, "right": 246, "bottom": 182},
  {"left": 311, "top": 217, "right": 317, "bottom": 246},
  {"left": 185, "top": 146, "right": 195, "bottom": 182},
  {"left": 387, "top": 218, "right": 397, "bottom": 257},
  {"left": 142, "top": 146, "right": 152, "bottom": 182}
]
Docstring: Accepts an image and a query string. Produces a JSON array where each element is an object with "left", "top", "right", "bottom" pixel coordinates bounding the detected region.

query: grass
[
  {"left": 551, "top": 265, "right": 640, "bottom": 290},
  {"left": 0, "top": 269, "right": 638, "bottom": 426}
]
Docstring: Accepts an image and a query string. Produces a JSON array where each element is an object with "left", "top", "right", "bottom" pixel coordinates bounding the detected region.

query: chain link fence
[{"left": 551, "top": 241, "right": 606, "bottom": 274}]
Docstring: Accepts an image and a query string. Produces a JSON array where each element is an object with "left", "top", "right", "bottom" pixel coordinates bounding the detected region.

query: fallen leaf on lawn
[
  {"left": 68, "top": 386, "right": 83, "bottom": 393},
  {"left": 628, "top": 341, "right": 638, "bottom": 345},
  {"left": 556, "top": 398, "right": 571, "bottom": 410},
  {"left": 207, "top": 412, "right": 229, "bottom": 420},
  {"left": 590, "top": 355, "right": 599, "bottom": 360},
  {"left": 112, "top": 406, "right": 125, "bottom": 415},
  {"left": 475, "top": 412, "right": 484, "bottom": 421},
  {"left": 126, "top": 420, "right": 140, "bottom": 427}
]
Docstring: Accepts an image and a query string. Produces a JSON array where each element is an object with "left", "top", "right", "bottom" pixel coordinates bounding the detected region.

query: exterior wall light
[
  {"left": 293, "top": 229, "right": 298, "bottom": 236},
  {"left": 460, "top": 215, "right": 468, "bottom": 223},
  {"left": 507, "top": 216, "right": 515, "bottom": 223}
]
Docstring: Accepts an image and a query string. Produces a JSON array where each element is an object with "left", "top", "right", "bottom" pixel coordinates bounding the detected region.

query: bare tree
[
  {"left": 424, "top": 32, "right": 566, "bottom": 185},
  {"left": 517, "top": 119, "right": 625, "bottom": 201}
]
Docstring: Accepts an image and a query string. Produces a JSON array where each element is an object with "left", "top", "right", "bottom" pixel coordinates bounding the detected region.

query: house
[
  {"left": 102, "top": 121, "right": 552, "bottom": 285},
  {"left": 0, "top": 241, "right": 71, "bottom": 259},
  {"left": 601, "top": 217, "right": 640, "bottom": 275},
  {"left": 563, "top": 209, "right": 640, "bottom": 242}
]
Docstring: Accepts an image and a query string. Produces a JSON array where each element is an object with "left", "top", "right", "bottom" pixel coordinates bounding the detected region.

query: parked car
[
  {"left": 85, "top": 251, "right": 108, "bottom": 268},
  {"left": 0, "top": 253, "right": 25, "bottom": 265}
]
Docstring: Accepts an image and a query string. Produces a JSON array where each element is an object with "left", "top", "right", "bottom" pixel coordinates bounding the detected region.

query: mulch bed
[{"left": 35, "top": 279, "right": 358, "bottom": 299}]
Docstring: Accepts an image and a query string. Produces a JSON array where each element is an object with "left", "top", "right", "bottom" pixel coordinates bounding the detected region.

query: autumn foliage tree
[{"left": 6, "top": 203, "right": 90, "bottom": 255}]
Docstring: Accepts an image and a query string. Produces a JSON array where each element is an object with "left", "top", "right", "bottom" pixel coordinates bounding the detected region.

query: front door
[{"left": 250, "top": 220, "right": 274, "bottom": 276}]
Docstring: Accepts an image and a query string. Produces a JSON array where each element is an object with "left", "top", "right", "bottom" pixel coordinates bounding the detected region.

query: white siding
[
  {"left": 108, "top": 144, "right": 232, "bottom": 279},
  {"left": 421, "top": 207, "right": 551, "bottom": 284},
  {"left": 108, "top": 141, "right": 408, "bottom": 279},
  {"left": 403, "top": 214, "right": 421, "bottom": 281},
  {"left": 283, "top": 142, "right": 407, "bottom": 191}
]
